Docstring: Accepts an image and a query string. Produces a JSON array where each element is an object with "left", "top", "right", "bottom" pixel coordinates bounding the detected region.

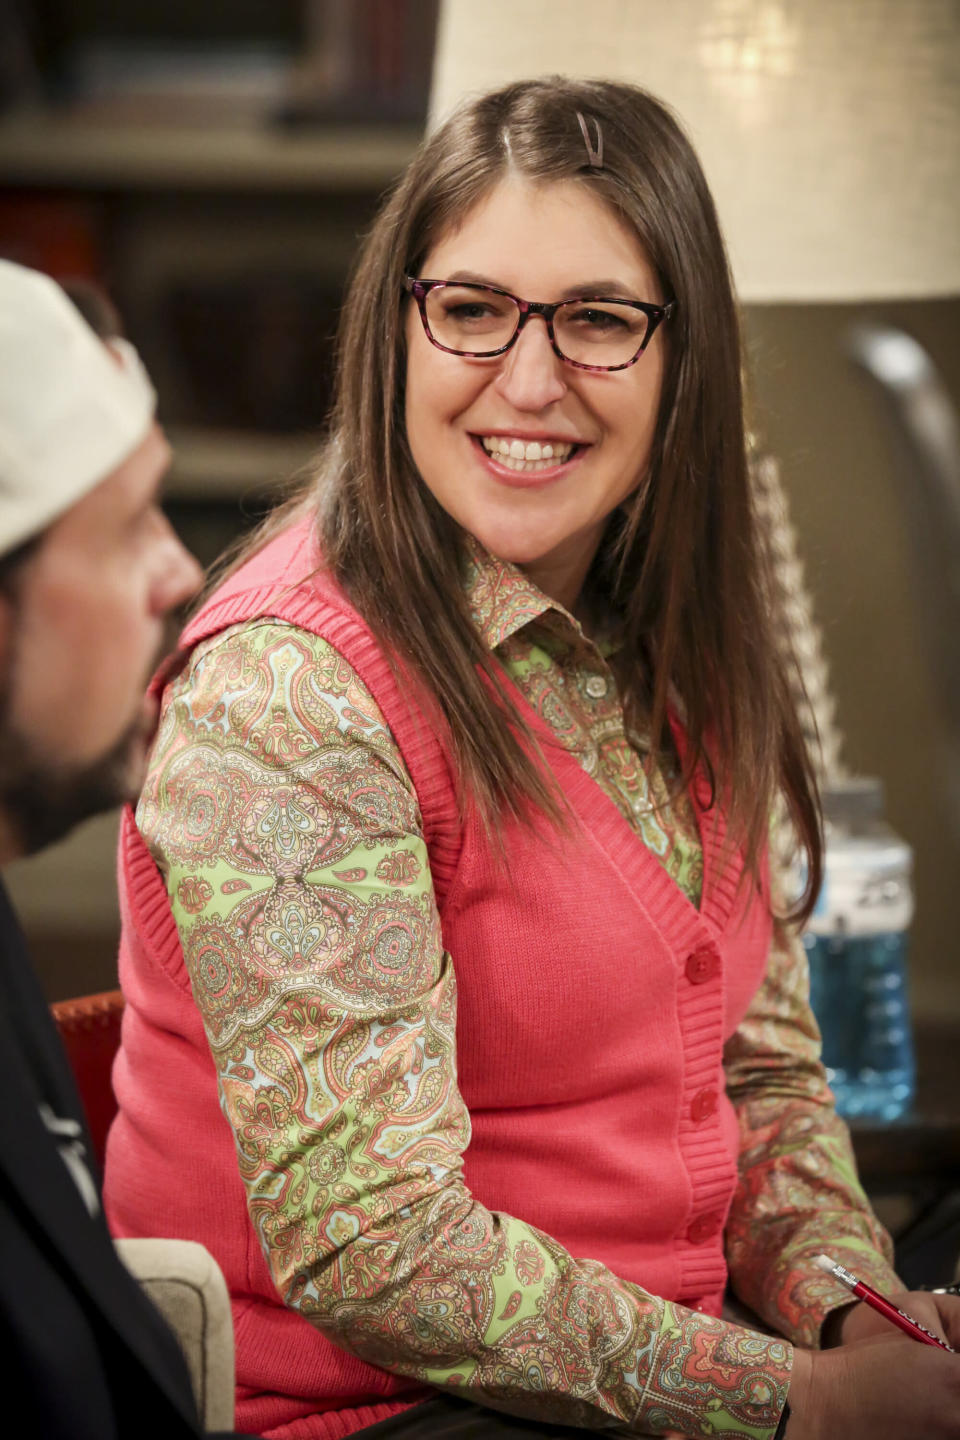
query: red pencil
[{"left": 814, "top": 1254, "right": 955, "bottom": 1352}]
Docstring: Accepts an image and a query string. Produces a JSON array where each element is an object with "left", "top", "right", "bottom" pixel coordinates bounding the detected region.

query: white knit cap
[{"left": 0, "top": 260, "right": 157, "bottom": 556}]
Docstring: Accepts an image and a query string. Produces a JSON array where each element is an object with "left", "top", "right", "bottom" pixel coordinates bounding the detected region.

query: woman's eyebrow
[
  {"left": 440, "top": 270, "right": 643, "bottom": 300},
  {"left": 443, "top": 269, "right": 503, "bottom": 287},
  {"left": 557, "top": 280, "right": 638, "bottom": 300}
]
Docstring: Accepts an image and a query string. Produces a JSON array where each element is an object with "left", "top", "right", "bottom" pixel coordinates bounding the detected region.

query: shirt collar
[{"left": 460, "top": 535, "right": 620, "bottom": 656}]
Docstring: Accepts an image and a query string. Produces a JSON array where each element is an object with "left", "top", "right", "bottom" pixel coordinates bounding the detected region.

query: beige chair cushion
[{"left": 115, "top": 1237, "right": 235, "bottom": 1432}]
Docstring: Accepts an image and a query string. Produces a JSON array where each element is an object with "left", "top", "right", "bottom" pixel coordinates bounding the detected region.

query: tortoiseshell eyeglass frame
[{"left": 403, "top": 276, "right": 675, "bottom": 373}]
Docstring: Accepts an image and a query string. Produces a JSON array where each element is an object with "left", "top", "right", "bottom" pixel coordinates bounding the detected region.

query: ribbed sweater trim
[
  {"left": 263, "top": 1398, "right": 422, "bottom": 1440},
  {"left": 118, "top": 807, "right": 192, "bottom": 994}
]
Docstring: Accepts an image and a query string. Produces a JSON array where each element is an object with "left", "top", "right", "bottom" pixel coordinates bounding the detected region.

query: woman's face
[{"left": 404, "top": 176, "right": 666, "bottom": 611}]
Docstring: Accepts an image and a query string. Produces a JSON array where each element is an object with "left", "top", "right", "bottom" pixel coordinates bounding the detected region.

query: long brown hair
[{"left": 226, "top": 76, "right": 821, "bottom": 920}]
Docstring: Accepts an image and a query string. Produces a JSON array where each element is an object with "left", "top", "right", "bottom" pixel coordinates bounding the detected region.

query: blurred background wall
[
  {"left": 0, "top": 0, "right": 958, "bottom": 1034},
  {"left": 745, "top": 298, "right": 959, "bottom": 1018},
  {"left": 0, "top": 0, "right": 436, "bottom": 995}
]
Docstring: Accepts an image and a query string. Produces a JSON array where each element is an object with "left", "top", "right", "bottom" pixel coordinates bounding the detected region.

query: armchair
[{"left": 51, "top": 988, "right": 235, "bottom": 1432}]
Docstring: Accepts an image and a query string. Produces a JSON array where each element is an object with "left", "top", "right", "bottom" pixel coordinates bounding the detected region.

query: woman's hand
[
  {"left": 830, "top": 1290, "right": 960, "bottom": 1350},
  {"left": 787, "top": 1338, "right": 960, "bottom": 1439},
  {"left": 653, "top": 1296, "right": 960, "bottom": 1440}
]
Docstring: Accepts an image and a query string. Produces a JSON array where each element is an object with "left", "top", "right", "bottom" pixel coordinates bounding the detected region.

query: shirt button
[
  {"left": 685, "top": 947, "right": 719, "bottom": 984},
  {"left": 584, "top": 673, "right": 608, "bottom": 699},
  {"left": 691, "top": 1088, "right": 718, "bottom": 1123},
  {"left": 687, "top": 1212, "right": 722, "bottom": 1245}
]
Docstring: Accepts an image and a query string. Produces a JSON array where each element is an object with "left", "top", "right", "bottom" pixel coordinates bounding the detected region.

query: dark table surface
[{"left": 849, "top": 1019, "right": 960, "bottom": 1192}]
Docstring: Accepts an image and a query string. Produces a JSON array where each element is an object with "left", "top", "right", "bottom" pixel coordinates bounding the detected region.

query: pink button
[
  {"left": 691, "top": 1088, "right": 718, "bottom": 1123},
  {"left": 687, "top": 1212, "right": 722, "bottom": 1245},
  {"left": 685, "top": 947, "right": 719, "bottom": 985}
]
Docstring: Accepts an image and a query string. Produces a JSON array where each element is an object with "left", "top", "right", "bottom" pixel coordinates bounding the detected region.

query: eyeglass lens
[{"left": 423, "top": 284, "right": 652, "bottom": 367}]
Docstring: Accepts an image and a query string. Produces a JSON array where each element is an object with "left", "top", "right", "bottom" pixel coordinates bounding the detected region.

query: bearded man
[{"left": 0, "top": 259, "right": 247, "bottom": 1438}]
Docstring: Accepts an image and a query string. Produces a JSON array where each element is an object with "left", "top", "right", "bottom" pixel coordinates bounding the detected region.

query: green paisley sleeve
[
  {"left": 138, "top": 616, "right": 793, "bottom": 1438},
  {"left": 723, "top": 916, "right": 900, "bottom": 1346}
]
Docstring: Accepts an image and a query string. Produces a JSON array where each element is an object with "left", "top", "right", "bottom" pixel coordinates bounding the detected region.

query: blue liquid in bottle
[
  {"left": 803, "top": 779, "right": 916, "bottom": 1123},
  {"left": 805, "top": 931, "right": 915, "bottom": 1121}
]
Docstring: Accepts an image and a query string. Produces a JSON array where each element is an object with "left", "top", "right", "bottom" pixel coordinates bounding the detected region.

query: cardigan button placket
[{"left": 685, "top": 946, "right": 720, "bottom": 985}]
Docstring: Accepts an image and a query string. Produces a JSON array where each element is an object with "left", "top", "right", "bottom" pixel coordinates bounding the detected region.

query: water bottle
[{"left": 803, "top": 777, "right": 916, "bottom": 1122}]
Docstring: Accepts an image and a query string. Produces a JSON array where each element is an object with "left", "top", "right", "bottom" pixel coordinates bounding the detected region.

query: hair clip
[{"left": 576, "top": 111, "right": 604, "bottom": 169}]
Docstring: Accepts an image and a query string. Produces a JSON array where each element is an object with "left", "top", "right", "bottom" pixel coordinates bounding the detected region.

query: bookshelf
[
  {"left": 0, "top": 1, "right": 441, "bottom": 1000},
  {"left": 0, "top": 105, "right": 422, "bottom": 969},
  {"left": 0, "top": 111, "right": 420, "bottom": 511},
  {"left": 0, "top": 110, "right": 421, "bottom": 191}
]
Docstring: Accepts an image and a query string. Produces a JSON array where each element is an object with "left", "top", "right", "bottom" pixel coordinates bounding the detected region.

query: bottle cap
[{"left": 822, "top": 775, "right": 885, "bottom": 824}]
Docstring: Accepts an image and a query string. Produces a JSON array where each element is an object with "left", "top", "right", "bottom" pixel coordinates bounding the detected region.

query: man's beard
[{"left": 0, "top": 713, "right": 144, "bottom": 856}]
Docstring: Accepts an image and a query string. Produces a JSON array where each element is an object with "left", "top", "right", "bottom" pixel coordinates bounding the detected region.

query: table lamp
[{"left": 430, "top": 0, "right": 960, "bottom": 803}]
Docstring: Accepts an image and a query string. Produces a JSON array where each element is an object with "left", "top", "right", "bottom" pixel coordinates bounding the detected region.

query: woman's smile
[{"left": 470, "top": 430, "right": 589, "bottom": 485}]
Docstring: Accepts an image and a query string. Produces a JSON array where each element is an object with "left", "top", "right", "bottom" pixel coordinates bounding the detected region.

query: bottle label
[{"left": 806, "top": 844, "right": 914, "bottom": 937}]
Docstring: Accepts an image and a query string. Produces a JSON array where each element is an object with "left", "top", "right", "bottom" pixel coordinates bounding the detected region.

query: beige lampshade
[{"left": 430, "top": 0, "right": 960, "bottom": 302}]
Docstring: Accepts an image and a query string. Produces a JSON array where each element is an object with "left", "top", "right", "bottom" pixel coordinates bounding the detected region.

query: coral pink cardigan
[{"left": 106, "top": 519, "right": 772, "bottom": 1438}]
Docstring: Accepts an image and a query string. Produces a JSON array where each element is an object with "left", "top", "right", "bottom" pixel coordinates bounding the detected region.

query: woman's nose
[{"left": 493, "top": 317, "right": 568, "bottom": 411}]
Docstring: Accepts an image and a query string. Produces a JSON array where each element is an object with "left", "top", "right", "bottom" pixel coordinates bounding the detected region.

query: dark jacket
[{"left": 0, "top": 879, "right": 208, "bottom": 1438}]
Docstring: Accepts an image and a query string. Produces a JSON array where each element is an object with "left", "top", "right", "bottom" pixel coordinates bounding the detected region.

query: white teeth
[{"left": 480, "top": 435, "right": 574, "bottom": 467}]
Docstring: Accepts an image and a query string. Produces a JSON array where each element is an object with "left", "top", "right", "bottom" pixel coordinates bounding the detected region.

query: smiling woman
[
  {"left": 102, "top": 77, "right": 960, "bottom": 1440},
  {"left": 403, "top": 178, "right": 667, "bottom": 608}
]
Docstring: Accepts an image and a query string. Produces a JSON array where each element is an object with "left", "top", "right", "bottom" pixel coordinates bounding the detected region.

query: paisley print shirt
[{"left": 138, "top": 543, "right": 897, "bottom": 1438}]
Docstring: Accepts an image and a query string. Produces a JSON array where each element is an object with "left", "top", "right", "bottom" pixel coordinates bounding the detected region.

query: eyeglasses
[{"left": 403, "top": 277, "right": 674, "bottom": 372}]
